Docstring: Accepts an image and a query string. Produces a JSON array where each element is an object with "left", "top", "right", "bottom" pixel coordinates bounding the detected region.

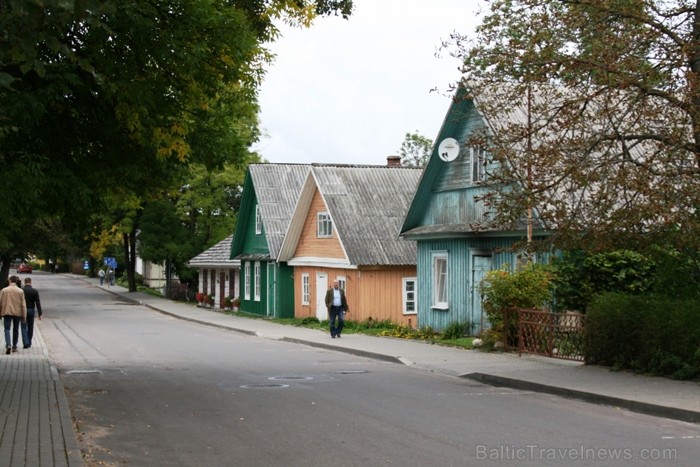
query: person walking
[
  {"left": 107, "top": 268, "right": 115, "bottom": 287},
  {"left": 21, "top": 277, "right": 42, "bottom": 349},
  {"left": 0, "top": 275, "right": 27, "bottom": 354},
  {"left": 98, "top": 268, "right": 105, "bottom": 286},
  {"left": 325, "top": 280, "right": 349, "bottom": 338}
]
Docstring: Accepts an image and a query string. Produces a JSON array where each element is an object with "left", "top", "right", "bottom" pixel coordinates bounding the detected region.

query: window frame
[
  {"left": 244, "top": 262, "right": 251, "bottom": 300},
  {"left": 432, "top": 251, "right": 449, "bottom": 309},
  {"left": 255, "top": 205, "right": 262, "bottom": 235},
  {"left": 254, "top": 261, "right": 261, "bottom": 301},
  {"left": 317, "top": 212, "right": 333, "bottom": 238},
  {"left": 402, "top": 277, "right": 417, "bottom": 315},
  {"left": 301, "top": 273, "right": 310, "bottom": 305}
]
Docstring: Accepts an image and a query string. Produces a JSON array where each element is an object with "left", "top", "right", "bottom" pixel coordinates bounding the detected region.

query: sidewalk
[{"left": 83, "top": 275, "right": 700, "bottom": 425}]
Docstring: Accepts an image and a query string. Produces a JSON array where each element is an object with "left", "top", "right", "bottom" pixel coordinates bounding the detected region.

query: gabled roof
[
  {"left": 230, "top": 163, "right": 310, "bottom": 261},
  {"left": 187, "top": 235, "right": 240, "bottom": 268},
  {"left": 279, "top": 164, "right": 422, "bottom": 266}
]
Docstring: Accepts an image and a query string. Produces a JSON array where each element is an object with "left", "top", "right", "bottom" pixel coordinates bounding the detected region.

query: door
[
  {"left": 315, "top": 272, "right": 328, "bottom": 321},
  {"left": 471, "top": 255, "right": 493, "bottom": 333}
]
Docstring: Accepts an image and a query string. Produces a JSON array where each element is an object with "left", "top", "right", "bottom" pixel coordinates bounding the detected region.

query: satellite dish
[{"left": 438, "top": 137, "right": 460, "bottom": 162}]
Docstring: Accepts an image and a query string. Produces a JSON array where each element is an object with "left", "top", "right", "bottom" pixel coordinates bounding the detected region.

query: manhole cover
[
  {"left": 268, "top": 376, "right": 314, "bottom": 381},
  {"left": 330, "top": 370, "right": 369, "bottom": 374},
  {"left": 239, "top": 383, "right": 290, "bottom": 389}
]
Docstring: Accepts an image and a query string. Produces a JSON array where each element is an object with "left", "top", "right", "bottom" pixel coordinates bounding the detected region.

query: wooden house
[
  {"left": 278, "top": 160, "right": 422, "bottom": 327},
  {"left": 399, "top": 83, "right": 551, "bottom": 334},
  {"left": 187, "top": 235, "right": 239, "bottom": 309},
  {"left": 229, "top": 163, "right": 310, "bottom": 318}
]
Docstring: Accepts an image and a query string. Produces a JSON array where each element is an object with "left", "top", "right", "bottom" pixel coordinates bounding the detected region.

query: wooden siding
[
  {"left": 294, "top": 188, "right": 346, "bottom": 260},
  {"left": 241, "top": 198, "right": 269, "bottom": 256},
  {"left": 293, "top": 266, "right": 418, "bottom": 328},
  {"left": 239, "top": 259, "right": 269, "bottom": 316},
  {"left": 275, "top": 263, "right": 295, "bottom": 319},
  {"left": 423, "top": 186, "right": 492, "bottom": 226}
]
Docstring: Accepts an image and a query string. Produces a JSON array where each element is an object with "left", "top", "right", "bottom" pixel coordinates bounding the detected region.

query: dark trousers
[
  {"left": 21, "top": 307, "right": 36, "bottom": 347},
  {"left": 3, "top": 316, "right": 21, "bottom": 349},
  {"left": 329, "top": 306, "right": 345, "bottom": 337}
]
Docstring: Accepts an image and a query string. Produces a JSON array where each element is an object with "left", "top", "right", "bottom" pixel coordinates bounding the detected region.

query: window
[
  {"left": 403, "top": 278, "right": 417, "bottom": 314},
  {"left": 469, "top": 147, "right": 486, "bottom": 182},
  {"left": 317, "top": 212, "right": 333, "bottom": 238},
  {"left": 254, "top": 261, "right": 261, "bottom": 301},
  {"left": 432, "top": 252, "right": 448, "bottom": 309},
  {"left": 301, "top": 274, "right": 310, "bottom": 305},
  {"left": 336, "top": 276, "right": 346, "bottom": 293},
  {"left": 244, "top": 262, "right": 250, "bottom": 300},
  {"left": 255, "top": 205, "right": 262, "bottom": 234},
  {"left": 514, "top": 251, "right": 536, "bottom": 271}
]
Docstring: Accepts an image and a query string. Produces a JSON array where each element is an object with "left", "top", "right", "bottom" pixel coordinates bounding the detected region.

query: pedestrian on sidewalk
[
  {"left": 21, "top": 277, "right": 42, "bottom": 349},
  {"left": 107, "top": 268, "right": 115, "bottom": 287},
  {"left": 0, "top": 275, "right": 27, "bottom": 354},
  {"left": 98, "top": 268, "right": 105, "bottom": 286},
  {"left": 325, "top": 280, "right": 349, "bottom": 338}
]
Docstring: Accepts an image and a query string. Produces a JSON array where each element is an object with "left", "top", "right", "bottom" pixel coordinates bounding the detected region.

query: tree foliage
[
  {"left": 398, "top": 131, "right": 433, "bottom": 168},
  {"left": 448, "top": 0, "right": 700, "bottom": 252}
]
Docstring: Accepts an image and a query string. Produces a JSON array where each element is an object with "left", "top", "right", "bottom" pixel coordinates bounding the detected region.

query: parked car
[{"left": 17, "top": 264, "right": 32, "bottom": 274}]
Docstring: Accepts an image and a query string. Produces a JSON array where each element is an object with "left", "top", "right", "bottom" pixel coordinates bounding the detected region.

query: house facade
[
  {"left": 278, "top": 161, "right": 422, "bottom": 327},
  {"left": 229, "top": 163, "right": 310, "bottom": 318},
  {"left": 187, "top": 235, "right": 240, "bottom": 309},
  {"left": 400, "top": 84, "right": 549, "bottom": 334}
]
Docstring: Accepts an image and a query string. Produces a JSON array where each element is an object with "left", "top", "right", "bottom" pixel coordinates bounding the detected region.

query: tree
[
  {"left": 398, "top": 131, "right": 433, "bottom": 168},
  {"left": 448, "top": 0, "right": 700, "bottom": 252},
  {"left": 0, "top": 0, "right": 354, "bottom": 285}
]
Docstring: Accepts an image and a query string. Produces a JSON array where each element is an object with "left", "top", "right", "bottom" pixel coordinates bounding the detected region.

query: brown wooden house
[{"left": 278, "top": 161, "right": 422, "bottom": 327}]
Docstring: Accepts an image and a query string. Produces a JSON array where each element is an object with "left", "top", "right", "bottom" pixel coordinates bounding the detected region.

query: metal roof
[
  {"left": 281, "top": 165, "right": 422, "bottom": 266},
  {"left": 187, "top": 235, "right": 240, "bottom": 268},
  {"left": 249, "top": 164, "right": 311, "bottom": 259}
]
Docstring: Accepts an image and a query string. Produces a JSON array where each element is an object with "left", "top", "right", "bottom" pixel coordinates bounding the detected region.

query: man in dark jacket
[
  {"left": 21, "top": 277, "right": 42, "bottom": 349},
  {"left": 324, "top": 280, "right": 349, "bottom": 338}
]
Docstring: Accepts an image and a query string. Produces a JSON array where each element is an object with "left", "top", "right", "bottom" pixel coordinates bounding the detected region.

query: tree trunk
[{"left": 121, "top": 231, "right": 138, "bottom": 292}]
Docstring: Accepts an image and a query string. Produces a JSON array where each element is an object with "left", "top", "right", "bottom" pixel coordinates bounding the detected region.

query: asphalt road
[{"left": 33, "top": 274, "right": 700, "bottom": 466}]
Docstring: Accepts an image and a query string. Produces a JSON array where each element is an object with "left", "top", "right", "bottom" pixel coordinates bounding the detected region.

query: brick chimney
[{"left": 387, "top": 155, "right": 401, "bottom": 167}]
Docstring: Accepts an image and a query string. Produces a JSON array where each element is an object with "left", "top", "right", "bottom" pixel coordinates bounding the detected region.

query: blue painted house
[
  {"left": 230, "top": 163, "right": 310, "bottom": 318},
  {"left": 399, "top": 83, "right": 550, "bottom": 333}
]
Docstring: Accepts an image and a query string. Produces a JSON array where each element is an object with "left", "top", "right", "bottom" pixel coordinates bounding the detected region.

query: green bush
[
  {"left": 442, "top": 321, "right": 474, "bottom": 340},
  {"left": 584, "top": 292, "right": 700, "bottom": 379}
]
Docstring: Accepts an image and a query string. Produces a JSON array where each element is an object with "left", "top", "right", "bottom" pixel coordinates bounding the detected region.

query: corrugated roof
[
  {"left": 249, "top": 164, "right": 310, "bottom": 259},
  {"left": 188, "top": 235, "right": 239, "bottom": 267},
  {"left": 312, "top": 165, "right": 422, "bottom": 266}
]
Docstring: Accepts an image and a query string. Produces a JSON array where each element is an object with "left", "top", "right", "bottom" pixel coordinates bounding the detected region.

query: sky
[{"left": 254, "top": 0, "right": 487, "bottom": 166}]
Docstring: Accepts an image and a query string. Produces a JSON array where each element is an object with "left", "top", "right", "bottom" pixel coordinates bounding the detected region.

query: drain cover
[
  {"left": 64, "top": 369, "right": 101, "bottom": 375},
  {"left": 268, "top": 376, "right": 314, "bottom": 381},
  {"left": 239, "top": 383, "right": 290, "bottom": 389},
  {"left": 330, "top": 370, "right": 369, "bottom": 374}
]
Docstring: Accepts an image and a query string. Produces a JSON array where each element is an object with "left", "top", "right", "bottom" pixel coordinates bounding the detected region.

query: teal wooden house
[
  {"left": 399, "top": 83, "right": 549, "bottom": 333},
  {"left": 230, "top": 163, "right": 310, "bottom": 318}
]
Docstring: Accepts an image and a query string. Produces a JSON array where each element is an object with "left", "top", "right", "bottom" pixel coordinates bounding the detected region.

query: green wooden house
[
  {"left": 230, "top": 163, "right": 310, "bottom": 318},
  {"left": 399, "top": 83, "right": 550, "bottom": 334}
]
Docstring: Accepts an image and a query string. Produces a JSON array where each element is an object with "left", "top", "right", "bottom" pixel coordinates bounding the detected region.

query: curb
[{"left": 462, "top": 372, "right": 700, "bottom": 424}]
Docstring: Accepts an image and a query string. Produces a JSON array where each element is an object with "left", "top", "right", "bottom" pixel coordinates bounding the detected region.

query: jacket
[
  {"left": 0, "top": 283, "right": 27, "bottom": 319},
  {"left": 22, "top": 285, "right": 42, "bottom": 316},
  {"left": 324, "top": 287, "right": 349, "bottom": 312}
]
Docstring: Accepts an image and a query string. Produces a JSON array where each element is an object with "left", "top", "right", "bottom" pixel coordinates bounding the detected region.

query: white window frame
[
  {"left": 255, "top": 205, "right": 262, "bottom": 234},
  {"left": 301, "top": 273, "right": 310, "bottom": 305},
  {"left": 336, "top": 276, "right": 347, "bottom": 294},
  {"left": 317, "top": 212, "right": 333, "bottom": 238},
  {"left": 403, "top": 277, "right": 417, "bottom": 315},
  {"left": 470, "top": 147, "right": 486, "bottom": 182},
  {"left": 432, "top": 252, "right": 449, "bottom": 309},
  {"left": 514, "top": 251, "right": 537, "bottom": 271},
  {"left": 254, "top": 261, "right": 261, "bottom": 301},
  {"left": 244, "top": 262, "right": 251, "bottom": 300}
]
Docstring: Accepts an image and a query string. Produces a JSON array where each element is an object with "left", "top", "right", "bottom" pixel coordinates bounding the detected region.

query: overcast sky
[{"left": 254, "top": 0, "right": 487, "bottom": 166}]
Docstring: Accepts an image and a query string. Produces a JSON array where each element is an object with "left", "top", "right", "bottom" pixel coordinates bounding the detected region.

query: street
[{"left": 33, "top": 274, "right": 700, "bottom": 466}]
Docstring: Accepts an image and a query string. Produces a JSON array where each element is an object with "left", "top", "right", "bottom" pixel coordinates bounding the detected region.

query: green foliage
[
  {"left": 398, "top": 131, "right": 433, "bottom": 168},
  {"left": 442, "top": 321, "right": 474, "bottom": 340},
  {"left": 584, "top": 293, "right": 700, "bottom": 380},
  {"left": 551, "top": 250, "right": 654, "bottom": 311},
  {"left": 480, "top": 263, "right": 553, "bottom": 333}
]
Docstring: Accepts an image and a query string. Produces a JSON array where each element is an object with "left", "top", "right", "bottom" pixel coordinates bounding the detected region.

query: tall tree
[
  {"left": 449, "top": 0, "right": 700, "bottom": 252},
  {"left": 398, "top": 131, "right": 433, "bottom": 168}
]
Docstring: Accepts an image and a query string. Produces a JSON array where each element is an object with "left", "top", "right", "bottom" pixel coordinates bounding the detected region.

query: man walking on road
[
  {"left": 325, "top": 280, "right": 349, "bottom": 339},
  {"left": 21, "top": 277, "right": 42, "bottom": 349},
  {"left": 0, "top": 275, "right": 27, "bottom": 354}
]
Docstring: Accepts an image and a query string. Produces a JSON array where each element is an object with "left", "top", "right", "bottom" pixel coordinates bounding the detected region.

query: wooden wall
[{"left": 294, "top": 188, "right": 346, "bottom": 260}]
